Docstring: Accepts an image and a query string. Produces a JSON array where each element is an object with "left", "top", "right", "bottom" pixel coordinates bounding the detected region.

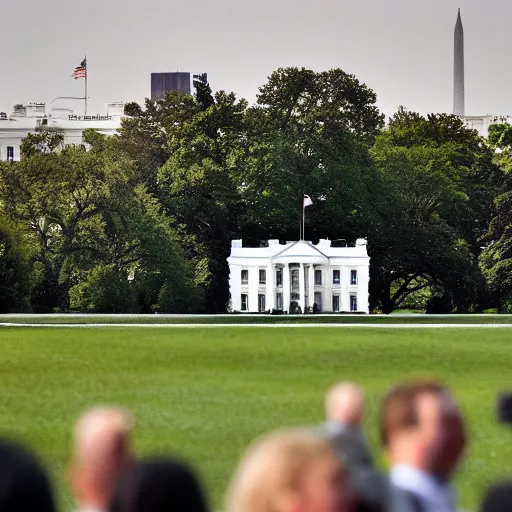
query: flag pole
[
  {"left": 301, "top": 203, "right": 306, "bottom": 240},
  {"left": 84, "top": 54, "right": 88, "bottom": 115}
]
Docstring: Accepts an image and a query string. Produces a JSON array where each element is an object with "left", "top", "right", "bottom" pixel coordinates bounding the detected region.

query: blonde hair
[{"left": 226, "top": 429, "right": 340, "bottom": 512}]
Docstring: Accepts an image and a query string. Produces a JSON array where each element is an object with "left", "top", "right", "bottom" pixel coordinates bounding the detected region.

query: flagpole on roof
[
  {"left": 84, "top": 54, "right": 88, "bottom": 116},
  {"left": 302, "top": 195, "right": 313, "bottom": 241}
]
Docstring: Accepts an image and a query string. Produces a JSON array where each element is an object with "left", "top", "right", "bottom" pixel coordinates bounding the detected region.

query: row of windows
[
  {"left": 240, "top": 293, "right": 358, "bottom": 312},
  {"left": 241, "top": 268, "right": 358, "bottom": 286}
]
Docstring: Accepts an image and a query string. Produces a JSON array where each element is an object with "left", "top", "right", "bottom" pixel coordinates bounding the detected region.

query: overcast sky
[{"left": 1, "top": 0, "right": 510, "bottom": 119}]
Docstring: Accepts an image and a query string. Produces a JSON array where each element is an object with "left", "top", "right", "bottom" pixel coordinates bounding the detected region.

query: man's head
[
  {"left": 325, "top": 382, "right": 365, "bottom": 427},
  {"left": 0, "top": 440, "right": 55, "bottom": 512},
  {"left": 379, "top": 380, "right": 466, "bottom": 480},
  {"left": 68, "top": 407, "right": 134, "bottom": 511}
]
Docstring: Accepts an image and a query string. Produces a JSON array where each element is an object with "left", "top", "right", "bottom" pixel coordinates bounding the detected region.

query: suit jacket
[
  {"left": 324, "top": 422, "right": 390, "bottom": 512},
  {"left": 481, "top": 481, "right": 512, "bottom": 512},
  {"left": 389, "top": 465, "right": 456, "bottom": 512}
]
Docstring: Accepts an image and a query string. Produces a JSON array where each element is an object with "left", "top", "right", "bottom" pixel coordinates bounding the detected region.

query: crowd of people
[{"left": 0, "top": 380, "right": 510, "bottom": 512}]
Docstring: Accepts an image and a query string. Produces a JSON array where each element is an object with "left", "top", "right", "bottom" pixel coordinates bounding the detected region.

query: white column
[
  {"left": 266, "top": 263, "right": 275, "bottom": 311},
  {"left": 308, "top": 265, "right": 315, "bottom": 310},
  {"left": 283, "top": 263, "right": 290, "bottom": 313},
  {"left": 324, "top": 265, "right": 332, "bottom": 312},
  {"left": 230, "top": 265, "right": 241, "bottom": 311},
  {"left": 299, "top": 263, "right": 305, "bottom": 314}
]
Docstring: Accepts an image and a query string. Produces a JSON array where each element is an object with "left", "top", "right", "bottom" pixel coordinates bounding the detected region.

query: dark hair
[
  {"left": 379, "top": 380, "right": 445, "bottom": 447},
  {"left": 0, "top": 440, "right": 54, "bottom": 512},
  {"left": 109, "top": 457, "right": 208, "bottom": 512}
]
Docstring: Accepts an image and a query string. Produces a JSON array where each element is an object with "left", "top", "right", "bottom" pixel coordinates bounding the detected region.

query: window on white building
[
  {"left": 241, "top": 294, "right": 248, "bottom": 311},
  {"left": 350, "top": 270, "right": 357, "bottom": 285},
  {"left": 258, "top": 294, "right": 266, "bottom": 312},
  {"left": 332, "top": 295, "right": 340, "bottom": 312},
  {"left": 7, "top": 146, "right": 14, "bottom": 162},
  {"left": 314, "top": 292, "right": 322, "bottom": 312},
  {"left": 241, "top": 269, "right": 248, "bottom": 285},
  {"left": 333, "top": 270, "right": 340, "bottom": 285},
  {"left": 314, "top": 269, "right": 322, "bottom": 285},
  {"left": 276, "top": 268, "right": 283, "bottom": 286},
  {"left": 276, "top": 293, "right": 283, "bottom": 310},
  {"left": 350, "top": 295, "right": 357, "bottom": 312},
  {"left": 291, "top": 269, "right": 299, "bottom": 290},
  {"left": 259, "top": 269, "right": 266, "bottom": 284}
]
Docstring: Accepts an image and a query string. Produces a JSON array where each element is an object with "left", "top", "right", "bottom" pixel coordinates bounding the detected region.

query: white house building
[
  {"left": 0, "top": 102, "right": 125, "bottom": 162},
  {"left": 228, "top": 239, "right": 370, "bottom": 314}
]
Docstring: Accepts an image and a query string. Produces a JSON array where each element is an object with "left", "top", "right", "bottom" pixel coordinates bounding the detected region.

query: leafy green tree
[
  {"left": 385, "top": 108, "right": 502, "bottom": 251},
  {"left": 0, "top": 135, "right": 201, "bottom": 312},
  {"left": 158, "top": 91, "right": 247, "bottom": 312},
  {"left": 20, "top": 131, "right": 64, "bottom": 158},
  {"left": 488, "top": 123, "right": 512, "bottom": 150},
  {"left": 0, "top": 214, "right": 34, "bottom": 312},
  {"left": 238, "top": 67, "right": 383, "bottom": 243},
  {"left": 479, "top": 151, "right": 512, "bottom": 311},
  {"left": 119, "top": 93, "right": 198, "bottom": 192},
  {"left": 193, "top": 73, "right": 215, "bottom": 110},
  {"left": 370, "top": 133, "right": 484, "bottom": 313},
  {"left": 69, "top": 264, "right": 137, "bottom": 313}
]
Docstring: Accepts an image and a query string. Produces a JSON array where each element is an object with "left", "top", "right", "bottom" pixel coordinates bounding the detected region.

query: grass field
[
  {"left": 1, "top": 325, "right": 512, "bottom": 511},
  {"left": 2, "top": 313, "right": 512, "bottom": 324}
]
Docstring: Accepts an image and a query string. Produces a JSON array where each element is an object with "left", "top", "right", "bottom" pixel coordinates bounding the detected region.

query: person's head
[
  {"left": 325, "top": 383, "right": 365, "bottom": 427},
  {"left": 68, "top": 406, "right": 134, "bottom": 511},
  {"left": 226, "top": 429, "right": 349, "bottom": 512},
  {"left": 109, "top": 457, "right": 208, "bottom": 512},
  {"left": 379, "top": 380, "right": 466, "bottom": 480},
  {"left": 0, "top": 439, "right": 55, "bottom": 512}
]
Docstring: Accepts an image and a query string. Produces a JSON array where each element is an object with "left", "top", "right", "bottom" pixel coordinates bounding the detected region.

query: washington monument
[{"left": 453, "top": 8, "right": 465, "bottom": 117}]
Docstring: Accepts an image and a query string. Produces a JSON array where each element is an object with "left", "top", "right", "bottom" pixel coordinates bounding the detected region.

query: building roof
[{"left": 228, "top": 239, "right": 369, "bottom": 263}]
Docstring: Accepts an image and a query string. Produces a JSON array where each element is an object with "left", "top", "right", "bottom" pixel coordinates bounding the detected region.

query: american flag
[{"left": 71, "top": 58, "right": 86, "bottom": 79}]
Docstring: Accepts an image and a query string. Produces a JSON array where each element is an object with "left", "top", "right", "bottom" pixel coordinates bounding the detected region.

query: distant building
[
  {"left": 464, "top": 115, "right": 511, "bottom": 138},
  {"left": 452, "top": 10, "right": 511, "bottom": 137},
  {"left": 151, "top": 72, "right": 191, "bottom": 100},
  {"left": 227, "top": 239, "right": 370, "bottom": 314},
  {"left": 0, "top": 102, "right": 125, "bottom": 162}
]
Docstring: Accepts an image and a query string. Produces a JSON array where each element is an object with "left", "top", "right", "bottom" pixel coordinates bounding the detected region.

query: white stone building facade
[
  {"left": 0, "top": 102, "right": 125, "bottom": 162},
  {"left": 228, "top": 239, "right": 370, "bottom": 314}
]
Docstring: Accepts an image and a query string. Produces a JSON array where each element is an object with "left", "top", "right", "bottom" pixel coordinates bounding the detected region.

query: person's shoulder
[{"left": 389, "top": 484, "right": 425, "bottom": 512}]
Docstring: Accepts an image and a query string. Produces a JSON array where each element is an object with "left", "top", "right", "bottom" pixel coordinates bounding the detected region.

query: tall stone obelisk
[{"left": 453, "top": 8, "right": 465, "bottom": 117}]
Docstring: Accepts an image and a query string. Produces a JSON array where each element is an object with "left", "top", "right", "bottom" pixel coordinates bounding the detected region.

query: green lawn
[
  {"left": 0, "top": 326, "right": 511, "bottom": 511},
  {"left": 2, "top": 313, "right": 512, "bottom": 324}
]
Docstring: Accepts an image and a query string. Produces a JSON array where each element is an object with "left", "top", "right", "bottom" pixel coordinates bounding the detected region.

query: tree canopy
[{"left": 1, "top": 70, "right": 511, "bottom": 314}]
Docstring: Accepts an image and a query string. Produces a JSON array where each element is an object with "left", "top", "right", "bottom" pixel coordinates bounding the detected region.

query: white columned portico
[
  {"left": 266, "top": 262, "right": 275, "bottom": 311},
  {"left": 283, "top": 263, "right": 290, "bottom": 313},
  {"left": 299, "top": 263, "right": 305, "bottom": 313}
]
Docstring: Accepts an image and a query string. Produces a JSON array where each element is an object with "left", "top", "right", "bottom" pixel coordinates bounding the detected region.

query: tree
[
  {"left": 158, "top": 90, "right": 247, "bottom": 312},
  {"left": 20, "top": 131, "right": 64, "bottom": 158},
  {"left": 488, "top": 123, "right": 512, "bottom": 150},
  {"left": 69, "top": 264, "right": 137, "bottom": 313},
  {"left": 118, "top": 93, "right": 198, "bottom": 192},
  {"left": 385, "top": 108, "right": 502, "bottom": 252},
  {"left": 238, "top": 67, "right": 383, "bottom": 244},
  {"left": 369, "top": 131, "right": 484, "bottom": 313},
  {"left": 0, "top": 214, "right": 34, "bottom": 312},
  {"left": 479, "top": 147, "right": 512, "bottom": 311},
  {"left": 0, "top": 135, "right": 201, "bottom": 312},
  {"left": 193, "top": 73, "right": 215, "bottom": 110}
]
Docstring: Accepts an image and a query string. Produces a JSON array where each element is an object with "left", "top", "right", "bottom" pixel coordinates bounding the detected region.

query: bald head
[
  {"left": 325, "top": 382, "right": 365, "bottom": 427},
  {"left": 69, "top": 407, "right": 133, "bottom": 510}
]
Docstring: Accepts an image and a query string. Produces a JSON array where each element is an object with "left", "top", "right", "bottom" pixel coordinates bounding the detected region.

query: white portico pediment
[{"left": 271, "top": 240, "right": 329, "bottom": 265}]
